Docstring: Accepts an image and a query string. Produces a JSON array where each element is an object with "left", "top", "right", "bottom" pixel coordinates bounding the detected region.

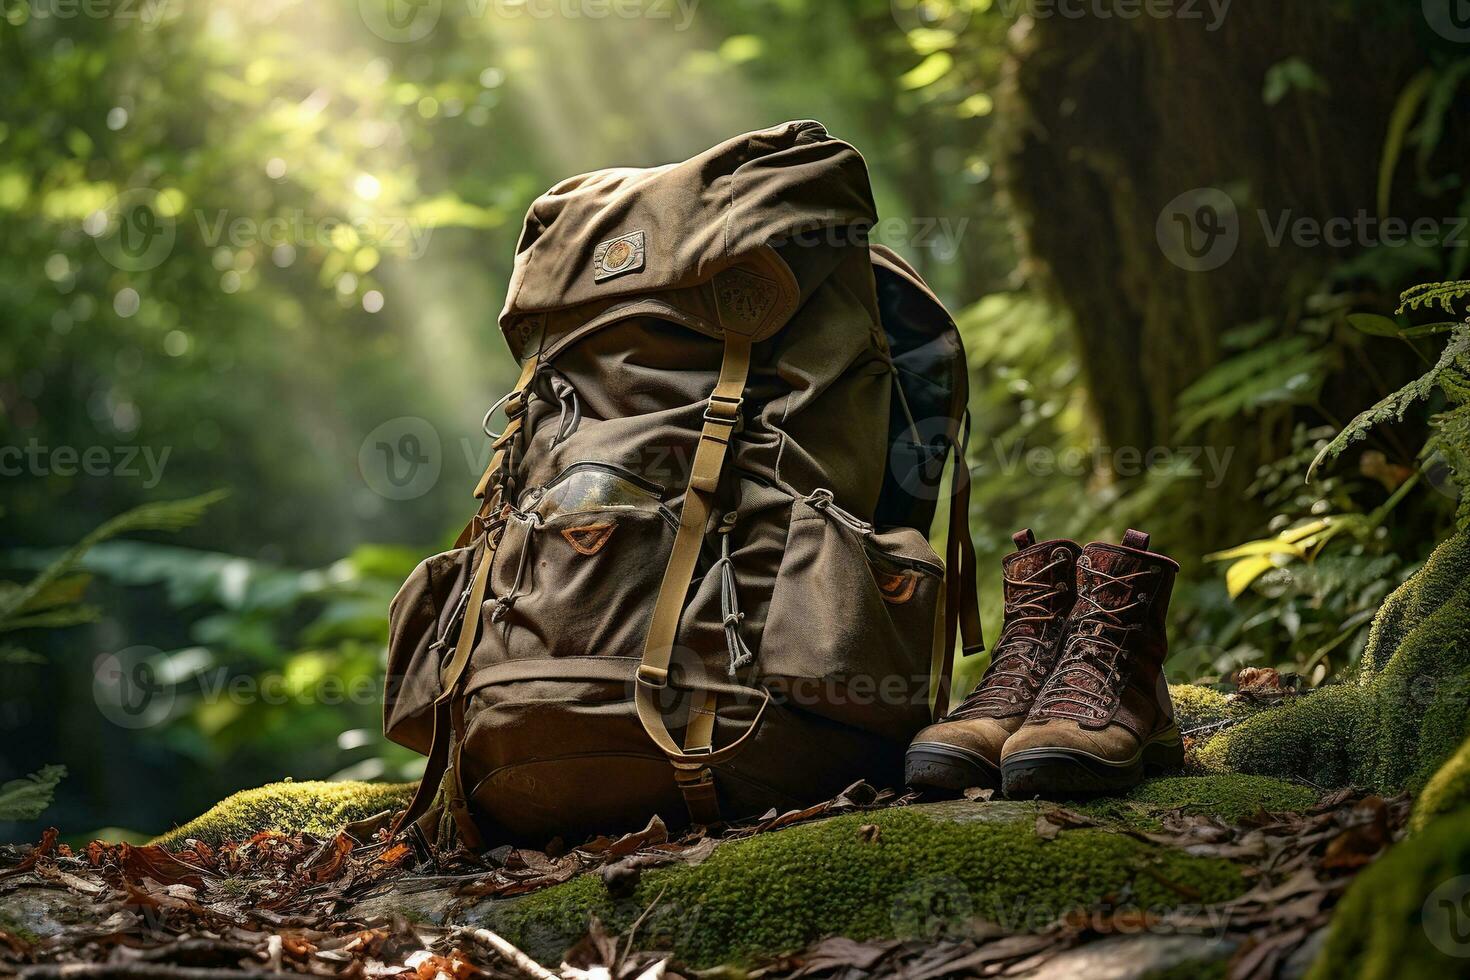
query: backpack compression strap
[{"left": 635, "top": 330, "right": 772, "bottom": 823}]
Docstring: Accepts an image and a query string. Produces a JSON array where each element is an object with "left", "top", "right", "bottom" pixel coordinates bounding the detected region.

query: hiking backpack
[{"left": 384, "top": 121, "right": 983, "bottom": 847}]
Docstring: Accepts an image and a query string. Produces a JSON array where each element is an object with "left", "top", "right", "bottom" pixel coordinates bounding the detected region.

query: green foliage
[
  {"left": 1182, "top": 425, "right": 1415, "bottom": 681},
  {"left": 68, "top": 540, "right": 426, "bottom": 784},
  {"left": 1308, "top": 807, "right": 1470, "bottom": 980},
  {"left": 1199, "top": 527, "right": 1470, "bottom": 793},
  {"left": 1309, "top": 320, "right": 1470, "bottom": 485},
  {"left": 483, "top": 807, "right": 1248, "bottom": 968},
  {"left": 0, "top": 491, "right": 224, "bottom": 661},
  {"left": 151, "top": 779, "right": 413, "bottom": 848},
  {"left": 1308, "top": 282, "right": 1470, "bottom": 537},
  {"left": 1262, "top": 57, "right": 1329, "bottom": 106},
  {"left": 0, "top": 766, "right": 67, "bottom": 822}
]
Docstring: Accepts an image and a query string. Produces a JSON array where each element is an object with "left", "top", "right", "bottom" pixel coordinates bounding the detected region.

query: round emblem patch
[{"left": 604, "top": 240, "right": 634, "bottom": 271}]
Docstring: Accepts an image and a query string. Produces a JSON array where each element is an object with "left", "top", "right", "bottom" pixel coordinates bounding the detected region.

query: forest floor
[{"left": 0, "top": 767, "right": 1408, "bottom": 980}]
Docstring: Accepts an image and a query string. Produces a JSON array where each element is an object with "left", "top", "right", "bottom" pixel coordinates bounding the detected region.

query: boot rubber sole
[
  {"left": 1000, "top": 729, "right": 1184, "bottom": 799},
  {"left": 905, "top": 741, "right": 1001, "bottom": 793}
]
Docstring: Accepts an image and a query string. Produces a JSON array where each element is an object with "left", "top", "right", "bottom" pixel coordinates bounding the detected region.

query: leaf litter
[{"left": 0, "top": 781, "right": 1407, "bottom": 980}]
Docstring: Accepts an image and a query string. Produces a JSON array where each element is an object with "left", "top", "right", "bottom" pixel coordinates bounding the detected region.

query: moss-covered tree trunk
[{"left": 995, "top": 3, "right": 1454, "bottom": 545}]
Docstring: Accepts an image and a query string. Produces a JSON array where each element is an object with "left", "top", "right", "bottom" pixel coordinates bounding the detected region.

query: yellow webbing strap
[{"left": 634, "top": 332, "right": 771, "bottom": 813}]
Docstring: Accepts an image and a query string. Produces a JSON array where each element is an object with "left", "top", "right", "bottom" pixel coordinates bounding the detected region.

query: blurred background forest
[{"left": 3, "top": 0, "right": 1470, "bottom": 842}]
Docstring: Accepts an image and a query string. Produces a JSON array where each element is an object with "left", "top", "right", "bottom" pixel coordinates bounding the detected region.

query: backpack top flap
[{"left": 498, "top": 120, "right": 877, "bottom": 357}]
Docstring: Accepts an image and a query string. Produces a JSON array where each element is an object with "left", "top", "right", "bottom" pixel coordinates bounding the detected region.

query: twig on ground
[
  {"left": 461, "top": 927, "right": 559, "bottom": 980},
  {"left": 618, "top": 885, "right": 668, "bottom": 969}
]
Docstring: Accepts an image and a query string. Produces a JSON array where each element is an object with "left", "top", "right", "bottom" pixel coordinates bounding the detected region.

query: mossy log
[
  {"left": 149, "top": 779, "right": 414, "bottom": 848},
  {"left": 1308, "top": 807, "right": 1470, "bottom": 979},
  {"left": 140, "top": 774, "right": 1320, "bottom": 969}
]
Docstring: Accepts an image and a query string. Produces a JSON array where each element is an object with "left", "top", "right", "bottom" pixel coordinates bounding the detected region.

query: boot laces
[
  {"left": 948, "top": 555, "right": 1067, "bottom": 718},
  {"left": 1036, "top": 563, "right": 1155, "bottom": 716}
]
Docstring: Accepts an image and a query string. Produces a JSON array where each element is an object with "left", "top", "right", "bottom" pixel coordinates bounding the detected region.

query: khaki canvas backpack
[{"left": 384, "top": 121, "right": 983, "bottom": 848}]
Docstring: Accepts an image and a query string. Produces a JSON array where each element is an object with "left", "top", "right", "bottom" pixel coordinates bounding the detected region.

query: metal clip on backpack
[{"left": 384, "top": 121, "right": 983, "bottom": 847}]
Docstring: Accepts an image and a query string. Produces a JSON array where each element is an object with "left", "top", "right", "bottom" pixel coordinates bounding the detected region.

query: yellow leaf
[
  {"left": 1205, "top": 539, "right": 1306, "bottom": 562},
  {"left": 1225, "top": 555, "right": 1279, "bottom": 598},
  {"left": 900, "top": 52, "right": 953, "bottom": 91}
]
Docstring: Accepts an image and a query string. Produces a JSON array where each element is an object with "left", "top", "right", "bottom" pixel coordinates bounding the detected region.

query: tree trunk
[{"left": 995, "top": 4, "right": 1453, "bottom": 544}]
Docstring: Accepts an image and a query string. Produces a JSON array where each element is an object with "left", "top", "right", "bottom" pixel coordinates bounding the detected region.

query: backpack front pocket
[
  {"left": 483, "top": 462, "right": 678, "bottom": 663},
  {"left": 759, "top": 493, "right": 942, "bottom": 740},
  {"left": 384, "top": 544, "right": 478, "bottom": 754}
]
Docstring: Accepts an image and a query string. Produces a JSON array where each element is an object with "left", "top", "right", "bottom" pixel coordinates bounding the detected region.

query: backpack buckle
[
  {"left": 637, "top": 664, "right": 669, "bottom": 689},
  {"left": 703, "top": 394, "right": 743, "bottom": 426}
]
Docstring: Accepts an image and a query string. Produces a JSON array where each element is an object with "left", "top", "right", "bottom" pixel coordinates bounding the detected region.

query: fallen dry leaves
[{"left": 0, "top": 782, "right": 1409, "bottom": 980}]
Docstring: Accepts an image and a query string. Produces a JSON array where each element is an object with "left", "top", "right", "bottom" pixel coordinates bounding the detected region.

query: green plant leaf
[
  {"left": 1378, "top": 69, "right": 1433, "bottom": 218},
  {"left": 0, "top": 491, "right": 227, "bottom": 627},
  {"left": 1309, "top": 323, "right": 1470, "bottom": 480},
  {"left": 1346, "top": 313, "right": 1402, "bottom": 337},
  {"left": 899, "top": 52, "right": 953, "bottom": 90},
  {"left": 0, "top": 765, "right": 66, "bottom": 822}
]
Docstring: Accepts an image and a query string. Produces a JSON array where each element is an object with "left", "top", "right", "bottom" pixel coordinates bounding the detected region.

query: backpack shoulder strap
[{"left": 634, "top": 330, "right": 772, "bottom": 821}]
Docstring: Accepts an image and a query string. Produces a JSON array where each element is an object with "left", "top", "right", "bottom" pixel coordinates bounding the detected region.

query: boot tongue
[
  {"left": 1001, "top": 536, "right": 1072, "bottom": 639},
  {"left": 1077, "top": 544, "right": 1151, "bottom": 610},
  {"left": 1122, "top": 529, "right": 1150, "bottom": 550}
]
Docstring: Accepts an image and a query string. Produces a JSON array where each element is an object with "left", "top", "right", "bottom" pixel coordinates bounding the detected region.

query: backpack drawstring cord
[{"left": 715, "top": 513, "right": 755, "bottom": 675}]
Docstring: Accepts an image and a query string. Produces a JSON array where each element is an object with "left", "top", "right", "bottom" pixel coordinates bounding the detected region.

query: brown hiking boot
[
  {"left": 905, "top": 530, "right": 1082, "bottom": 791},
  {"left": 1000, "top": 529, "right": 1184, "bottom": 797}
]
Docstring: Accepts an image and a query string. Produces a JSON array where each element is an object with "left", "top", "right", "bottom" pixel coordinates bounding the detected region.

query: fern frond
[
  {"left": 0, "top": 490, "right": 227, "bottom": 625},
  {"left": 0, "top": 765, "right": 67, "bottom": 822},
  {"left": 1397, "top": 280, "right": 1470, "bottom": 315},
  {"left": 1308, "top": 323, "right": 1470, "bottom": 480}
]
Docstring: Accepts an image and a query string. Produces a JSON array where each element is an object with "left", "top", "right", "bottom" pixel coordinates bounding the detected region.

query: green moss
[
  {"left": 1308, "top": 808, "right": 1470, "bottom": 979},
  {"left": 151, "top": 780, "right": 414, "bottom": 848},
  {"left": 1170, "top": 684, "right": 1230, "bottom": 730},
  {"left": 479, "top": 808, "right": 1247, "bottom": 968},
  {"left": 1079, "top": 775, "right": 1318, "bottom": 829},
  {"left": 1413, "top": 735, "right": 1470, "bottom": 832},
  {"left": 1356, "top": 531, "right": 1470, "bottom": 790},
  {"left": 1199, "top": 527, "right": 1470, "bottom": 795},
  {"left": 1195, "top": 684, "right": 1368, "bottom": 787},
  {"left": 0, "top": 913, "right": 41, "bottom": 946}
]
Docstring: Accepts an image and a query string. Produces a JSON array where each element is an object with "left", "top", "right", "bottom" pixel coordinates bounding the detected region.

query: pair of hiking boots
[{"left": 907, "top": 528, "right": 1184, "bottom": 797}]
